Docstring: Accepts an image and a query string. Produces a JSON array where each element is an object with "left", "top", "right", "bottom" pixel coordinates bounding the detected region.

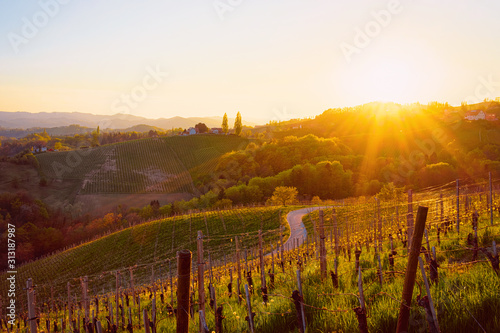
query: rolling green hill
[
  {"left": 0, "top": 206, "right": 285, "bottom": 304},
  {"left": 36, "top": 134, "right": 249, "bottom": 196}
]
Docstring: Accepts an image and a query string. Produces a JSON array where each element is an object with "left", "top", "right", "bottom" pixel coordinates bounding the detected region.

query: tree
[
  {"left": 377, "top": 182, "right": 405, "bottom": 202},
  {"left": 91, "top": 126, "right": 100, "bottom": 147},
  {"left": 311, "top": 196, "right": 322, "bottom": 205},
  {"left": 195, "top": 123, "right": 208, "bottom": 134},
  {"left": 271, "top": 186, "right": 298, "bottom": 206},
  {"left": 234, "top": 111, "right": 242, "bottom": 136},
  {"left": 222, "top": 113, "right": 229, "bottom": 134}
]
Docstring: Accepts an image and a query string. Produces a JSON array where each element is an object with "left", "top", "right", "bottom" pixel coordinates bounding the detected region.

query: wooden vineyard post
[
  {"left": 456, "top": 179, "right": 460, "bottom": 233},
  {"left": 407, "top": 190, "right": 414, "bottom": 250},
  {"left": 311, "top": 215, "right": 319, "bottom": 260},
  {"left": 319, "top": 210, "right": 327, "bottom": 280},
  {"left": 81, "top": 276, "right": 90, "bottom": 330},
  {"left": 235, "top": 236, "right": 242, "bottom": 303},
  {"left": 346, "top": 218, "right": 351, "bottom": 262},
  {"left": 353, "top": 267, "right": 368, "bottom": 333},
  {"left": 418, "top": 257, "right": 440, "bottom": 333},
  {"left": 330, "top": 229, "right": 333, "bottom": 252},
  {"left": 490, "top": 172, "right": 494, "bottom": 226},
  {"left": 138, "top": 293, "right": 141, "bottom": 329},
  {"left": 396, "top": 206, "right": 429, "bottom": 333},
  {"left": 197, "top": 231, "right": 206, "bottom": 332},
  {"left": 203, "top": 213, "right": 209, "bottom": 237},
  {"left": 129, "top": 267, "right": 135, "bottom": 306},
  {"left": 377, "top": 254, "right": 383, "bottom": 286},
  {"left": 271, "top": 244, "right": 275, "bottom": 274},
  {"left": 280, "top": 226, "right": 285, "bottom": 270},
  {"left": 143, "top": 309, "right": 150, "bottom": 333},
  {"left": 96, "top": 320, "right": 103, "bottom": 333},
  {"left": 199, "top": 310, "right": 209, "bottom": 333},
  {"left": 169, "top": 260, "right": 175, "bottom": 307},
  {"left": 67, "top": 282, "right": 72, "bottom": 327},
  {"left": 27, "top": 278, "right": 37, "bottom": 333},
  {"left": 425, "top": 229, "right": 431, "bottom": 259},
  {"left": 440, "top": 193, "right": 444, "bottom": 229},
  {"left": 295, "top": 270, "right": 306, "bottom": 333},
  {"left": 176, "top": 250, "right": 192, "bottom": 333},
  {"left": 377, "top": 198, "right": 382, "bottom": 252},
  {"left": 127, "top": 308, "right": 133, "bottom": 333},
  {"left": 333, "top": 210, "right": 339, "bottom": 258},
  {"left": 115, "top": 271, "right": 120, "bottom": 328},
  {"left": 258, "top": 230, "right": 267, "bottom": 303},
  {"left": 244, "top": 285, "right": 255, "bottom": 333}
]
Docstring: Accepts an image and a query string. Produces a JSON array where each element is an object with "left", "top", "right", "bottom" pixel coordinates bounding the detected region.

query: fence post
[
  {"left": 296, "top": 269, "right": 307, "bottom": 333},
  {"left": 197, "top": 230, "right": 206, "bottom": 331},
  {"left": 198, "top": 310, "right": 209, "bottom": 333},
  {"left": 67, "top": 282, "right": 72, "bottom": 326},
  {"left": 129, "top": 267, "right": 135, "bottom": 306},
  {"left": 235, "top": 235, "right": 242, "bottom": 303},
  {"left": 396, "top": 206, "right": 429, "bottom": 333},
  {"left": 115, "top": 271, "right": 120, "bottom": 328},
  {"left": 258, "top": 230, "right": 267, "bottom": 303},
  {"left": 490, "top": 172, "right": 494, "bottom": 226},
  {"left": 377, "top": 198, "right": 382, "bottom": 252},
  {"left": 244, "top": 285, "right": 254, "bottom": 333},
  {"left": 353, "top": 267, "right": 368, "bottom": 333},
  {"left": 456, "top": 179, "right": 460, "bottom": 233},
  {"left": 333, "top": 211, "right": 339, "bottom": 258},
  {"left": 176, "top": 250, "right": 192, "bottom": 333},
  {"left": 143, "top": 309, "right": 150, "bottom": 333},
  {"left": 319, "top": 210, "right": 327, "bottom": 280},
  {"left": 377, "top": 254, "right": 383, "bottom": 286},
  {"left": 407, "top": 190, "right": 414, "bottom": 250},
  {"left": 82, "top": 276, "right": 90, "bottom": 329},
  {"left": 96, "top": 320, "right": 103, "bottom": 333},
  {"left": 418, "top": 257, "right": 440, "bottom": 333},
  {"left": 27, "top": 278, "right": 37, "bottom": 333}
]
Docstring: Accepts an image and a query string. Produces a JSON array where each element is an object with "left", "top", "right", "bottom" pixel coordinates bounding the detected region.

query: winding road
[{"left": 278, "top": 206, "right": 328, "bottom": 252}]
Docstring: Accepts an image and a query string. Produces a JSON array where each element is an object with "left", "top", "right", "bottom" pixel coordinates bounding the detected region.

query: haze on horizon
[{"left": 0, "top": 0, "right": 499, "bottom": 123}]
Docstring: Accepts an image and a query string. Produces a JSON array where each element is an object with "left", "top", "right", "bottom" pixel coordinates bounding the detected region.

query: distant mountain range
[{"left": 0, "top": 111, "right": 258, "bottom": 138}]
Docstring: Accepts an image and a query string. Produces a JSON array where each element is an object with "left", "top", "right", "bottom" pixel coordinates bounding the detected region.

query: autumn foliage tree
[{"left": 271, "top": 186, "right": 298, "bottom": 206}]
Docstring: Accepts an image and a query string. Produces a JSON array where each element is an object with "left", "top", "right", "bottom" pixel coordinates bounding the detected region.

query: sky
[{"left": 0, "top": 0, "right": 499, "bottom": 123}]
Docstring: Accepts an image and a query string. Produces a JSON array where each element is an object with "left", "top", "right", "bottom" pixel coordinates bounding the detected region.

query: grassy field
[{"left": 36, "top": 134, "right": 249, "bottom": 195}]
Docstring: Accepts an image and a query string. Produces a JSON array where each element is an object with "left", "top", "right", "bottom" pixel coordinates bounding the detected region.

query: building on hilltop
[{"left": 464, "top": 110, "right": 498, "bottom": 121}]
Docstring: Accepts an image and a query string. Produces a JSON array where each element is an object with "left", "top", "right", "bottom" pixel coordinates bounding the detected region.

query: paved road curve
[{"left": 282, "top": 206, "right": 328, "bottom": 251}]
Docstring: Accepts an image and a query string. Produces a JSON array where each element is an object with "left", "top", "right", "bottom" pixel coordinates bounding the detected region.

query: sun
[
  {"left": 343, "top": 57, "right": 421, "bottom": 105},
  {"left": 365, "top": 60, "right": 414, "bottom": 101}
]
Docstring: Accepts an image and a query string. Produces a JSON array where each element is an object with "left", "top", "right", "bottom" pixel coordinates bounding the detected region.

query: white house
[
  {"left": 188, "top": 127, "right": 197, "bottom": 135},
  {"left": 464, "top": 110, "right": 486, "bottom": 120}
]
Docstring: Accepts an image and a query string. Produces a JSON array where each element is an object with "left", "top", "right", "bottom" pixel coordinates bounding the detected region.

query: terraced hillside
[
  {"left": 36, "top": 135, "right": 249, "bottom": 195},
  {"left": 0, "top": 206, "right": 286, "bottom": 303}
]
